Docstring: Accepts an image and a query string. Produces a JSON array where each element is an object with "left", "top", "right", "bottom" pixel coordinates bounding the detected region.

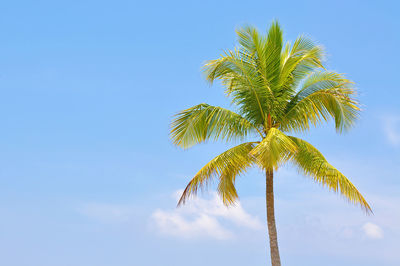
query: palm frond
[
  {"left": 289, "top": 136, "right": 371, "bottom": 212},
  {"left": 264, "top": 20, "right": 283, "bottom": 91},
  {"left": 178, "top": 142, "right": 257, "bottom": 206},
  {"left": 251, "top": 128, "right": 297, "bottom": 170},
  {"left": 170, "top": 103, "right": 261, "bottom": 149},
  {"left": 279, "top": 71, "right": 360, "bottom": 133},
  {"left": 236, "top": 25, "right": 265, "bottom": 60},
  {"left": 217, "top": 172, "right": 239, "bottom": 206},
  {"left": 204, "top": 50, "right": 273, "bottom": 126},
  {"left": 279, "top": 35, "right": 324, "bottom": 92}
]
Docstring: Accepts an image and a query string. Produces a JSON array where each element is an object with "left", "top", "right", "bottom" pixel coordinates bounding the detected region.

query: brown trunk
[{"left": 266, "top": 169, "right": 281, "bottom": 266}]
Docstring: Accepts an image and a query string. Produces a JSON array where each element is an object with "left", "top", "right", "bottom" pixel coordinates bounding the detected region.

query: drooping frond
[
  {"left": 279, "top": 71, "right": 360, "bottom": 133},
  {"left": 178, "top": 142, "right": 257, "bottom": 206},
  {"left": 217, "top": 172, "right": 239, "bottom": 206},
  {"left": 170, "top": 103, "right": 261, "bottom": 149},
  {"left": 251, "top": 128, "right": 297, "bottom": 170},
  {"left": 289, "top": 136, "right": 371, "bottom": 212}
]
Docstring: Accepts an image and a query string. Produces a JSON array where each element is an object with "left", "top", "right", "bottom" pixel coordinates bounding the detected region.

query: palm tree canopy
[{"left": 170, "top": 21, "right": 371, "bottom": 213}]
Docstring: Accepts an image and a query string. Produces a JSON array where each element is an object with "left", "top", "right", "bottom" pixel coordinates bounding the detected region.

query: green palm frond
[
  {"left": 279, "top": 35, "right": 324, "bottom": 91},
  {"left": 204, "top": 49, "right": 273, "bottom": 126},
  {"left": 289, "top": 136, "right": 371, "bottom": 212},
  {"left": 233, "top": 22, "right": 284, "bottom": 118},
  {"left": 178, "top": 142, "right": 257, "bottom": 206},
  {"left": 251, "top": 128, "right": 297, "bottom": 170},
  {"left": 264, "top": 21, "right": 283, "bottom": 91},
  {"left": 279, "top": 71, "right": 360, "bottom": 133},
  {"left": 275, "top": 36, "right": 325, "bottom": 119},
  {"left": 236, "top": 25, "right": 266, "bottom": 64},
  {"left": 170, "top": 103, "right": 262, "bottom": 149}
]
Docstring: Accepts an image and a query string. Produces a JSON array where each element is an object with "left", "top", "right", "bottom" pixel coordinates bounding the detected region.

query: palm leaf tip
[
  {"left": 289, "top": 136, "right": 372, "bottom": 213},
  {"left": 176, "top": 142, "right": 257, "bottom": 207}
]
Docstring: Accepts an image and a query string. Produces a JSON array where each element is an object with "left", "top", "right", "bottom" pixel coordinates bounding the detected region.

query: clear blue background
[{"left": 0, "top": 0, "right": 399, "bottom": 265}]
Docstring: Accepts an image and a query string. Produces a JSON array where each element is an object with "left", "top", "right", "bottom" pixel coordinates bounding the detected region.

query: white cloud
[
  {"left": 151, "top": 190, "right": 263, "bottom": 240},
  {"left": 152, "top": 210, "right": 233, "bottom": 240},
  {"left": 382, "top": 115, "right": 400, "bottom": 146},
  {"left": 363, "top": 222, "right": 384, "bottom": 239}
]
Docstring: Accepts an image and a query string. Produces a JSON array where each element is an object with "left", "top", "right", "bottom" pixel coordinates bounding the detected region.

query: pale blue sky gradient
[{"left": 0, "top": 0, "right": 399, "bottom": 265}]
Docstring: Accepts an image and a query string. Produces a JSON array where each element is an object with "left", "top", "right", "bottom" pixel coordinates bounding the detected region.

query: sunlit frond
[
  {"left": 279, "top": 35, "right": 325, "bottom": 92},
  {"left": 279, "top": 71, "right": 360, "bottom": 133},
  {"left": 264, "top": 21, "right": 283, "bottom": 91},
  {"left": 178, "top": 142, "right": 257, "bottom": 206},
  {"left": 170, "top": 103, "right": 261, "bottom": 149},
  {"left": 236, "top": 25, "right": 266, "bottom": 61},
  {"left": 217, "top": 172, "right": 239, "bottom": 206},
  {"left": 204, "top": 50, "right": 273, "bottom": 126},
  {"left": 289, "top": 136, "right": 371, "bottom": 212},
  {"left": 251, "top": 128, "right": 297, "bottom": 169}
]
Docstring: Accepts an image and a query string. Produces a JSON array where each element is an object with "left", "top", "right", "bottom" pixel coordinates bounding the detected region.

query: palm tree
[{"left": 170, "top": 21, "right": 371, "bottom": 266}]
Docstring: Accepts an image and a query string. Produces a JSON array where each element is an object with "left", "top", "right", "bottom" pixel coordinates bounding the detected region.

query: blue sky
[{"left": 0, "top": 0, "right": 399, "bottom": 265}]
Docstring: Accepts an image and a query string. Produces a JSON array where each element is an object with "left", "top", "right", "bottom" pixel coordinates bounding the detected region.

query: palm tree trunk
[{"left": 266, "top": 169, "right": 281, "bottom": 266}]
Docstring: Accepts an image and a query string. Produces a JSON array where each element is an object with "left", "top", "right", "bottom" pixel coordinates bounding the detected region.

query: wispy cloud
[
  {"left": 152, "top": 210, "right": 234, "bottom": 240},
  {"left": 382, "top": 115, "right": 400, "bottom": 146},
  {"left": 362, "top": 222, "right": 384, "bottom": 239},
  {"left": 151, "top": 190, "right": 263, "bottom": 240}
]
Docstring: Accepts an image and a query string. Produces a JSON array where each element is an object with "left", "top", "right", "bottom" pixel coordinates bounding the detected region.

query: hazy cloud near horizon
[
  {"left": 150, "top": 190, "right": 263, "bottom": 240},
  {"left": 78, "top": 187, "right": 399, "bottom": 262}
]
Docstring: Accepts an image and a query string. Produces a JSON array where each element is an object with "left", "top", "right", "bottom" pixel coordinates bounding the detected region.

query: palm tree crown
[{"left": 170, "top": 21, "right": 371, "bottom": 266}]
